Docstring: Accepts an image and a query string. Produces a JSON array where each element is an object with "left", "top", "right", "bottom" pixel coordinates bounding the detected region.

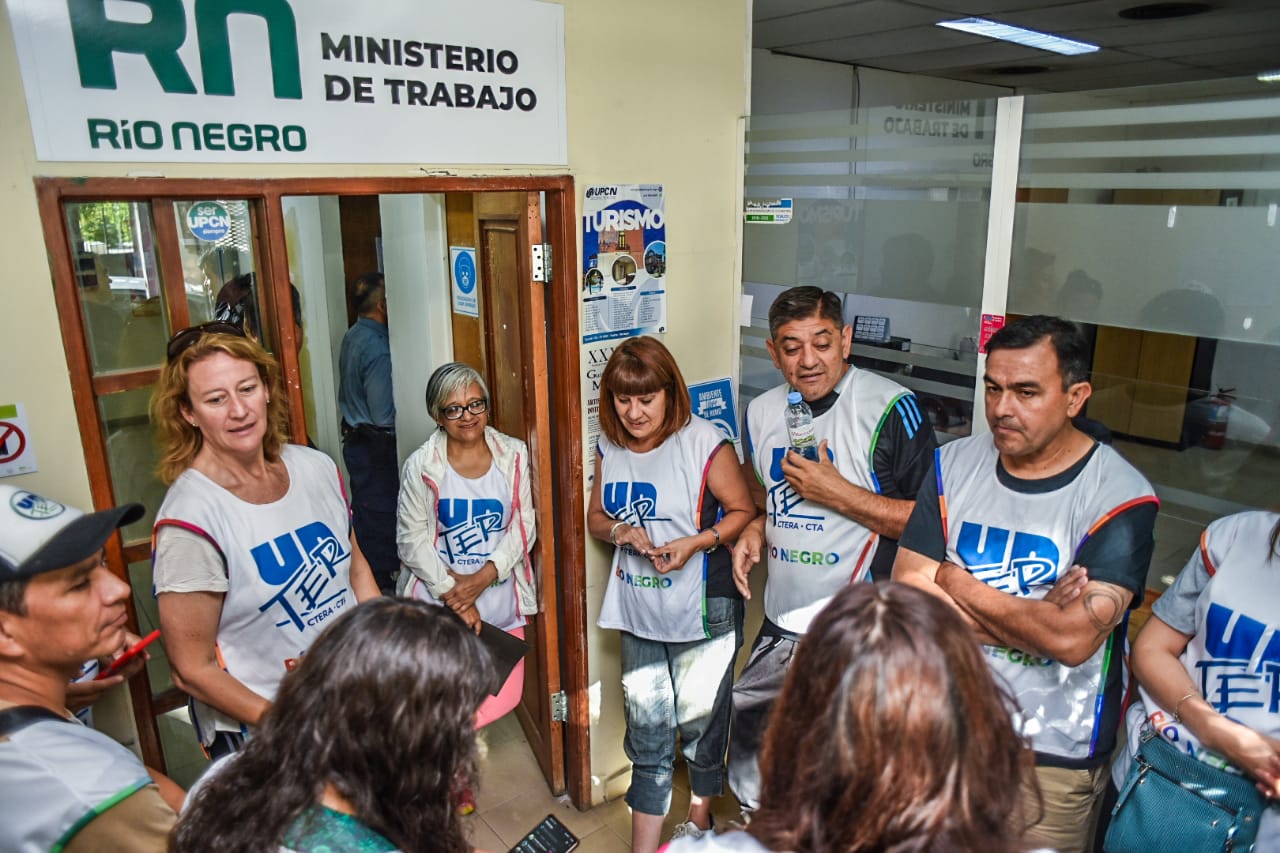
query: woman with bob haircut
[
  {"left": 171, "top": 597, "right": 495, "bottom": 852},
  {"left": 589, "top": 335, "right": 757, "bottom": 853},
  {"left": 668, "top": 582, "right": 1037, "bottom": 853},
  {"left": 396, "top": 361, "right": 536, "bottom": 728},
  {"left": 150, "top": 324, "right": 379, "bottom": 759}
]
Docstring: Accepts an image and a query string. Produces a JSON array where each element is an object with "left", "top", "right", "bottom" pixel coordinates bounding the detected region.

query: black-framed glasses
[
  {"left": 165, "top": 321, "right": 246, "bottom": 361},
  {"left": 442, "top": 399, "right": 488, "bottom": 420}
]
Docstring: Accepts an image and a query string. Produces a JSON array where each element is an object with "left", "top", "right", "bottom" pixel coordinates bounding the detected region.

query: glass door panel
[
  {"left": 127, "top": 557, "right": 209, "bottom": 789},
  {"left": 98, "top": 386, "right": 167, "bottom": 545},
  {"left": 64, "top": 201, "right": 168, "bottom": 372},
  {"left": 172, "top": 199, "right": 266, "bottom": 347}
]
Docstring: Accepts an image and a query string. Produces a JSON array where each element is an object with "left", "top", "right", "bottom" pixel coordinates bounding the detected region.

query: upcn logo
[
  {"left": 68, "top": 0, "right": 302, "bottom": 99},
  {"left": 585, "top": 186, "right": 619, "bottom": 199}
]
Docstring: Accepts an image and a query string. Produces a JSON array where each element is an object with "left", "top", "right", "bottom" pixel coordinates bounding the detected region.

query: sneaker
[{"left": 669, "top": 820, "right": 710, "bottom": 842}]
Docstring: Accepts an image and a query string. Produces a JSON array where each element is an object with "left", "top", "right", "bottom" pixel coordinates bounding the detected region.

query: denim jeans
[{"left": 620, "top": 597, "right": 744, "bottom": 817}]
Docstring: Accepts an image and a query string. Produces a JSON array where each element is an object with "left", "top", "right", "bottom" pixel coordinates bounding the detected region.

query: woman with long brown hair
[{"left": 668, "top": 581, "right": 1036, "bottom": 852}]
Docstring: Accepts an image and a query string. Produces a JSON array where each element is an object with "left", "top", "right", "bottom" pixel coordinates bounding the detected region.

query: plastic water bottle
[{"left": 785, "top": 391, "right": 819, "bottom": 461}]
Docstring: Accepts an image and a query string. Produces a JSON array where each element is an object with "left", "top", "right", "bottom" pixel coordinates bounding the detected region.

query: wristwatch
[{"left": 704, "top": 526, "right": 720, "bottom": 552}]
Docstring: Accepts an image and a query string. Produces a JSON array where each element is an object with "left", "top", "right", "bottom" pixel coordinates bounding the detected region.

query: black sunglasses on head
[{"left": 166, "top": 321, "right": 246, "bottom": 361}]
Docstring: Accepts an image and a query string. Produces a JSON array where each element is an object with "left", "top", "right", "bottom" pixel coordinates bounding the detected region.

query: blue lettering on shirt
[
  {"left": 603, "top": 481, "right": 672, "bottom": 526},
  {"left": 251, "top": 522, "right": 350, "bottom": 632},
  {"left": 956, "top": 522, "right": 1060, "bottom": 595},
  {"left": 1196, "top": 603, "right": 1280, "bottom": 714},
  {"left": 437, "top": 498, "right": 505, "bottom": 562}
]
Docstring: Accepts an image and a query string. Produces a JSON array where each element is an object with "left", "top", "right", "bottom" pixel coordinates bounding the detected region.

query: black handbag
[{"left": 1104, "top": 724, "right": 1266, "bottom": 852}]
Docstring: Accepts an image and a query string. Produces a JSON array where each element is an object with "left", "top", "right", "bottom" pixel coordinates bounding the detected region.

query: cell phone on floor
[{"left": 508, "top": 813, "right": 578, "bottom": 853}]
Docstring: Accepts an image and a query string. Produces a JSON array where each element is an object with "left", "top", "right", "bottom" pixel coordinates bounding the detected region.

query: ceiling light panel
[{"left": 937, "top": 17, "right": 1101, "bottom": 56}]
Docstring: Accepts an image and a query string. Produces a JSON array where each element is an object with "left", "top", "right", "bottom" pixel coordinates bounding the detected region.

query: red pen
[{"left": 95, "top": 629, "right": 161, "bottom": 680}]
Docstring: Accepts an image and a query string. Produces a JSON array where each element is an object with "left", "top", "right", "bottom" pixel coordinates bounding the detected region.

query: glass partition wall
[
  {"left": 1009, "top": 78, "right": 1280, "bottom": 592},
  {"left": 741, "top": 74, "right": 1280, "bottom": 595},
  {"left": 741, "top": 97, "right": 1000, "bottom": 441}
]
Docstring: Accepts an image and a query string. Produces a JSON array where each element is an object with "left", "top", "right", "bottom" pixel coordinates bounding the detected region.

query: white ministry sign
[{"left": 7, "top": 0, "right": 566, "bottom": 165}]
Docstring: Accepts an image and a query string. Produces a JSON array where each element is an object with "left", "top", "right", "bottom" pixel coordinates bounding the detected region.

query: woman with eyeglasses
[
  {"left": 396, "top": 362, "right": 537, "bottom": 728},
  {"left": 150, "top": 324, "right": 380, "bottom": 759}
]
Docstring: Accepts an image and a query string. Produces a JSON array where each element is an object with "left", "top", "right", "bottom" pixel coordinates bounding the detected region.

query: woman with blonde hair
[{"left": 151, "top": 323, "right": 379, "bottom": 758}]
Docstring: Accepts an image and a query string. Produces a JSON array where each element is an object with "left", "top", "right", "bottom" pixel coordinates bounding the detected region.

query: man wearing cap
[{"left": 1, "top": 486, "right": 180, "bottom": 852}]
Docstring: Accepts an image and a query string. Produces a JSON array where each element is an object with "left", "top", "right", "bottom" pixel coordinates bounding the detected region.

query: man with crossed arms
[{"left": 894, "top": 315, "right": 1158, "bottom": 852}]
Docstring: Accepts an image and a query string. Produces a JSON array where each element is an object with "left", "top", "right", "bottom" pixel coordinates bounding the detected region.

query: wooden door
[
  {"left": 1090, "top": 326, "right": 1142, "bottom": 434},
  {"left": 479, "top": 198, "right": 566, "bottom": 794}
]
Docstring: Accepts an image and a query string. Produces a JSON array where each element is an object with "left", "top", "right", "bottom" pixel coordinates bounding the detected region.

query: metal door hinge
[
  {"left": 550, "top": 690, "right": 568, "bottom": 722},
  {"left": 532, "top": 243, "right": 551, "bottom": 283}
]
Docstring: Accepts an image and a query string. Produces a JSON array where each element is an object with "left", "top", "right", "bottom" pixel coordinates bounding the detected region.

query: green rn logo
[{"left": 68, "top": 0, "right": 302, "bottom": 99}]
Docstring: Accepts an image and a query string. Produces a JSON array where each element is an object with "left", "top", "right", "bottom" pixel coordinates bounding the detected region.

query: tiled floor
[{"left": 469, "top": 713, "right": 742, "bottom": 852}]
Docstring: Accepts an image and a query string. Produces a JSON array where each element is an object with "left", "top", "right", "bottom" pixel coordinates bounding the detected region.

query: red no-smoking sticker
[
  {"left": 0, "top": 403, "right": 38, "bottom": 477},
  {"left": 0, "top": 421, "right": 25, "bottom": 464}
]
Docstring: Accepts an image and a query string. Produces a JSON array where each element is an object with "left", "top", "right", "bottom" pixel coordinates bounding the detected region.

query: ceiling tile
[
  {"left": 753, "top": 0, "right": 1280, "bottom": 92},
  {"left": 755, "top": 1, "right": 942, "bottom": 48}
]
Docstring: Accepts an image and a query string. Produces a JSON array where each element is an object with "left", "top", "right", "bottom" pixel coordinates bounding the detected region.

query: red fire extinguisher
[{"left": 1203, "top": 387, "right": 1235, "bottom": 450}]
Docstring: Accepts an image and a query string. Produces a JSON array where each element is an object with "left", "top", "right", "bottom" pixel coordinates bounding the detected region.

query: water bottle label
[{"left": 791, "top": 444, "right": 819, "bottom": 462}]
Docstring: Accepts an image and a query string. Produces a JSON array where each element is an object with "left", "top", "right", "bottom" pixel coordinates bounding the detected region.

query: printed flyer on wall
[{"left": 581, "top": 184, "right": 666, "bottom": 343}]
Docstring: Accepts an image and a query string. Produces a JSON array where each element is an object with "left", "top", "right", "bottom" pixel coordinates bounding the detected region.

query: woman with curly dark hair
[
  {"left": 667, "top": 581, "right": 1038, "bottom": 853},
  {"left": 171, "top": 597, "right": 495, "bottom": 853}
]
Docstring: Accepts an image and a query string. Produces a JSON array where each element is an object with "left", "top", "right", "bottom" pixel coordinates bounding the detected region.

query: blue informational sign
[
  {"left": 688, "top": 378, "right": 740, "bottom": 457},
  {"left": 186, "top": 201, "right": 230, "bottom": 242},
  {"left": 450, "top": 246, "right": 479, "bottom": 317}
]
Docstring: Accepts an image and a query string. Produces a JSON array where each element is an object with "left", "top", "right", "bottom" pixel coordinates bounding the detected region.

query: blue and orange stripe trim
[
  {"left": 934, "top": 447, "right": 947, "bottom": 538},
  {"left": 1073, "top": 495, "right": 1160, "bottom": 553}
]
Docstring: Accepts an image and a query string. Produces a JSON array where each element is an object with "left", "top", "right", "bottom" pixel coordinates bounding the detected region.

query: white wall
[
  {"left": 378, "top": 193, "right": 453, "bottom": 461},
  {"left": 569, "top": 1, "right": 752, "bottom": 804},
  {"left": 281, "top": 195, "right": 346, "bottom": 465}
]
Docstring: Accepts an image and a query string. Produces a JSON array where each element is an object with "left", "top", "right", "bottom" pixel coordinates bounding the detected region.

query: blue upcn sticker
[
  {"left": 12, "top": 491, "right": 65, "bottom": 520},
  {"left": 454, "top": 251, "right": 477, "bottom": 295},
  {"left": 187, "top": 202, "right": 231, "bottom": 242}
]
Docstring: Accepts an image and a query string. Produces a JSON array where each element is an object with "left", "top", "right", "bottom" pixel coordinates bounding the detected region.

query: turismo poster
[{"left": 581, "top": 184, "right": 666, "bottom": 344}]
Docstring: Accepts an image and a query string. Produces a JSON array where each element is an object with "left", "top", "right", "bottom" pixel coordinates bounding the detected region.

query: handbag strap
[{"left": 0, "top": 704, "right": 67, "bottom": 737}]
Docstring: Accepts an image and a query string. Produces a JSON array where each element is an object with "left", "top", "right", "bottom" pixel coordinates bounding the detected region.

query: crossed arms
[{"left": 894, "top": 552, "right": 1132, "bottom": 667}]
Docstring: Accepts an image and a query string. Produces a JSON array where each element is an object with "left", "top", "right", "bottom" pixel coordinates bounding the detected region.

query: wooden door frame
[{"left": 35, "top": 175, "right": 592, "bottom": 808}]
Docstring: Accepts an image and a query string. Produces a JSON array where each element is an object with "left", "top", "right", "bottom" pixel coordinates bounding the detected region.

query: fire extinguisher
[{"left": 1203, "top": 387, "right": 1235, "bottom": 450}]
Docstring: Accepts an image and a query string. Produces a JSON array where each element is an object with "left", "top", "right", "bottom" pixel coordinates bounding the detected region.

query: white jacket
[{"left": 395, "top": 426, "right": 537, "bottom": 616}]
